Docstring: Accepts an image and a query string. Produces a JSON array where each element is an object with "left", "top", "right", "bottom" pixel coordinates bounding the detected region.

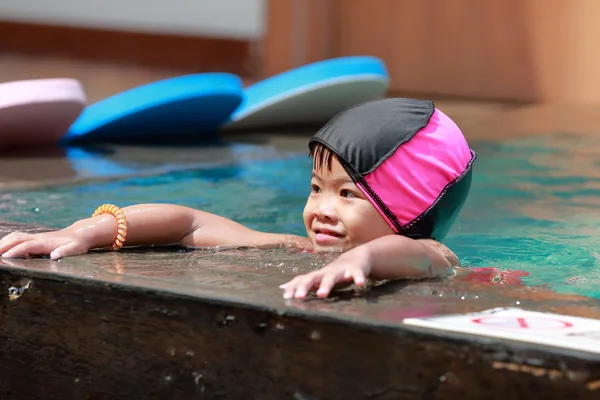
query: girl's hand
[
  {"left": 280, "top": 247, "right": 371, "bottom": 300},
  {"left": 0, "top": 230, "right": 92, "bottom": 260}
]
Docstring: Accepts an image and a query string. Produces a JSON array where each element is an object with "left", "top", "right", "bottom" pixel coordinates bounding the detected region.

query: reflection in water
[
  {"left": 3, "top": 133, "right": 600, "bottom": 299},
  {"left": 96, "top": 246, "right": 335, "bottom": 281}
]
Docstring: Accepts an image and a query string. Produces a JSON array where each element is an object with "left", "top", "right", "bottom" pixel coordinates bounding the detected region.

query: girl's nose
[{"left": 314, "top": 202, "right": 338, "bottom": 222}]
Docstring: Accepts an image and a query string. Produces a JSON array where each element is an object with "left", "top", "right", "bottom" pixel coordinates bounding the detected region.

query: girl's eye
[
  {"left": 340, "top": 189, "right": 357, "bottom": 198},
  {"left": 311, "top": 184, "right": 321, "bottom": 193}
]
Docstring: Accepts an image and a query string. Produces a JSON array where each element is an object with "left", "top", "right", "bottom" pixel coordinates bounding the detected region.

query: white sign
[{"left": 403, "top": 307, "right": 600, "bottom": 354}]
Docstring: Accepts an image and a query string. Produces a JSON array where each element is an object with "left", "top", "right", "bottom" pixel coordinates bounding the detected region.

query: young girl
[{"left": 0, "top": 98, "right": 476, "bottom": 300}]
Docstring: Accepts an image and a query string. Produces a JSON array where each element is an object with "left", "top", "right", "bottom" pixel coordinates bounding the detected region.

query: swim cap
[{"left": 309, "top": 98, "right": 476, "bottom": 241}]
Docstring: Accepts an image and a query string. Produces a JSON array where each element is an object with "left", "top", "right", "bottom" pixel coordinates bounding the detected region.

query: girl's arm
[
  {"left": 1, "top": 203, "right": 307, "bottom": 259},
  {"left": 280, "top": 235, "right": 457, "bottom": 300}
]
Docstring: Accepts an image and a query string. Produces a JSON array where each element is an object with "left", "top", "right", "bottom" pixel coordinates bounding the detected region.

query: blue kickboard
[
  {"left": 62, "top": 73, "right": 243, "bottom": 143},
  {"left": 227, "top": 56, "right": 389, "bottom": 124}
]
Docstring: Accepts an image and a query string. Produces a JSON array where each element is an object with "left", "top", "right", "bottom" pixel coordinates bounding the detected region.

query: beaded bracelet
[{"left": 92, "top": 204, "right": 128, "bottom": 251}]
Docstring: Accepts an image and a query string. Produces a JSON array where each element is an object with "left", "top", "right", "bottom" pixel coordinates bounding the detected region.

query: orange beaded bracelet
[{"left": 92, "top": 204, "right": 128, "bottom": 251}]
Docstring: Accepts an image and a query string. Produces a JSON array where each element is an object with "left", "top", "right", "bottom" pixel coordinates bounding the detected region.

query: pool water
[{"left": 2, "top": 133, "right": 600, "bottom": 299}]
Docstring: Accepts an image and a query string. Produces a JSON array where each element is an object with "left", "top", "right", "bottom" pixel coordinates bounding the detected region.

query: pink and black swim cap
[{"left": 309, "top": 98, "right": 476, "bottom": 241}]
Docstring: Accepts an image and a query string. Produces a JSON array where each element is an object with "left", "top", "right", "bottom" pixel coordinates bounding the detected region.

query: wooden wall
[{"left": 263, "top": 0, "right": 600, "bottom": 103}]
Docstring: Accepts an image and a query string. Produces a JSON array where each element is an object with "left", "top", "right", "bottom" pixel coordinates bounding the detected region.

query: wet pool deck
[
  {"left": 2, "top": 223, "right": 600, "bottom": 399},
  {"left": 2, "top": 55, "right": 600, "bottom": 398}
]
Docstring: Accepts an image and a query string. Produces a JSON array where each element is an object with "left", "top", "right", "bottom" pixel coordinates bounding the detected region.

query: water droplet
[
  {"left": 192, "top": 372, "right": 203, "bottom": 385},
  {"left": 34, "top": 207, "right": 40, "bottom": 213},
  {"left": 74, "top": 377, "right": 80, "bottom": 384},
  {"left": 222, "top": 315, "right": 235, "bottom": 326},
  {"left": 8, "top": 280, "right": 31, "bottom": 301},
  {"left": 460, "top": 296, "right": 465, "bottom": 300},
  {"left": 186, "top": 350, "right": 195, "bottom": 358},
  {"left": 164, "top": 374, "right": 173, "bottom": 383},
  {"left": 516, "top": 301, "right": 521, "bottom": 305},
  {"left": 310, "top": 330, "right": 321, "bottom": 340}
]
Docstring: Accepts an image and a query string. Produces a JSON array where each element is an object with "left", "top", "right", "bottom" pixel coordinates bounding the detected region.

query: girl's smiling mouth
[{"left": 313, "top": 228, "right": 345, "bottom": 245}]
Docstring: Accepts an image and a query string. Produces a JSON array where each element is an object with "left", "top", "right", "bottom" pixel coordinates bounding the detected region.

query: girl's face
[{"left": 303, "top": 154, "right": 394, "bottom": 252}]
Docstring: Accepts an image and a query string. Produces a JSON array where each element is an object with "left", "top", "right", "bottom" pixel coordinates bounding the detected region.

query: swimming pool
[{"left": 2, "top": 132, "right": 600, "bottom": 299}]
